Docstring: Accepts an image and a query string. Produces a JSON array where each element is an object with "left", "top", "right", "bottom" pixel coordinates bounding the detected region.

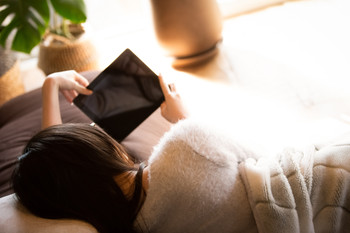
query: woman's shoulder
[
  {"left": 144, "top": 119, "right": 257, "bottom": 203},
  {"left": 148, "top": 119, "right": 257, "bottom": 167}
]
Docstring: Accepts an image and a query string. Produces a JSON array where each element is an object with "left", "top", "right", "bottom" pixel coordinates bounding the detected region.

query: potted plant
[{"left": 0, "top": 0, "right": 98, "bottom": 75}]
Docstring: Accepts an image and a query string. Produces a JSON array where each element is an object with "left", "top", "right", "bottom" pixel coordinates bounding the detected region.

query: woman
[
  {"left": 12, "top": 71, "right": 350, "bottom": 233},
  {"left": 12, "top": 70, "right": 189, "bottom": 233}
]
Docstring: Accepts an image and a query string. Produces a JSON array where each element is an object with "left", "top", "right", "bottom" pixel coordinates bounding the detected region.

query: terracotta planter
[
  {"left": 38, "top": 34, "right": 99, "bottom": 75},
  {"left": 149, "top": 0, "right": 223, "bottom": 67},
  {"left": 0, "top": 48, "right": 25, "bottom": 106}
]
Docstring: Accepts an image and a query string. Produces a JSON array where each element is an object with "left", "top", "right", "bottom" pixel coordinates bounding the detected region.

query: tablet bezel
[{"left": 73, "top": 48, "right": 164, "bottom": 142}]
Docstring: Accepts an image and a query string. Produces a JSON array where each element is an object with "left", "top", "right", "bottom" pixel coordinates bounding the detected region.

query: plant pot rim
[
  {"left": 40, "top": 33, "right": 90, "bottom": 48},
  {"left": 171, "top": 39, "right": 221, "bottom": 68}
]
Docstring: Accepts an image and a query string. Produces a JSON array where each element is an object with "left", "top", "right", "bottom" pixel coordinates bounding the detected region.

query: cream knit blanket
[{"left": 239, "top": 143, "right": 350, "bottom": 233}]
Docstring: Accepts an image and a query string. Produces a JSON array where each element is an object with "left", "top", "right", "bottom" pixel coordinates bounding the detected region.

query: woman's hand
[
  {"left": 46, "top": 70, "right": 92, "bottom": 103},
  {"left": 158, "top": 74, "right": 189, "bottom": 123},
  {"left": 42, "top": 70, "right": 92, "bottom": 129}
]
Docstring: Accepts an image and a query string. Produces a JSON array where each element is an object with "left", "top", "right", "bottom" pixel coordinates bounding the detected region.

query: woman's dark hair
[{"left": 12, "top": 123, "right": 144, "bottom": 233}]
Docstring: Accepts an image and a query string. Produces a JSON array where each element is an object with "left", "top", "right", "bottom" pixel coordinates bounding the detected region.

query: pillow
[
  {"left": 0, "top": 70, "right": 171, "bottom": 232},
  {"left": 0, "top": 194, "right": 98, "bottom": 233}
]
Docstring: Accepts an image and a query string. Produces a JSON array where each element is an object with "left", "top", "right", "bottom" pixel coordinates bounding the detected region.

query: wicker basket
[
  {"left": 0, "top": 48, "right": 25, "bottom": 106},
  {"left": 38, "top": 34, "right": 99, "bottom": 75}
]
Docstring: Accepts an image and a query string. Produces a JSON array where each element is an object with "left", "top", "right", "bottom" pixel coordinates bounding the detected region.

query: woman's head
[{"left": 12, "top": 123, "right": 142, "bottom": 233}]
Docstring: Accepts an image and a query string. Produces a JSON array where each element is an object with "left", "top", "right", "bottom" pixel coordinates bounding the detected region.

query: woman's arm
[
  {"left": 41, "top": 70, "right": 92, "bottom": 129},
  {"left": 158, "top": 74, "right": 189, "bottom": 123}
]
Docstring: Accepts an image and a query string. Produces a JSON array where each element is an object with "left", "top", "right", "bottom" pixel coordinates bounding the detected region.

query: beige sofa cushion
[{"left": 0, "top": 194, "right": 98, "bottom": 233}]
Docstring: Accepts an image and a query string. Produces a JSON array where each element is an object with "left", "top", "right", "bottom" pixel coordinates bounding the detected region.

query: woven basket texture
[
  {"left": 0, "top": 48, "right": 25, "bottom": 106},
  {"left": 38, "top": 35, "right": 99, "bottom": 75}
]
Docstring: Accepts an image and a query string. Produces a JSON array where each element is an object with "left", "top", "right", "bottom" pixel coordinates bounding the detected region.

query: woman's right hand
[
  {"left": 46, "top": 70, "right": 93, "bottom": 104},
  {"left": 42, "top": 70, "right": 92, "bottom": 129},
  {"left": 158, "top": 74, "right": 189, "bottom": 123}
]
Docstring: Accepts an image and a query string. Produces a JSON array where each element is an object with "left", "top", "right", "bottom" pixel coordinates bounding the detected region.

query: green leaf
[
  {"left": 0, "top": 19, "right": 17, "bottom": 47},
  {"left": 27, "top": 0, "right": 50, "bottom": 23},
  {"left": 50, "top": 0, "right": 87, "bottom": 23},
  {"left": 0, "top": 0, "right": 12, "bottom": 7},
  {"left": 0, "top": 6, "right": 12, "bottom": 26},
  {"left": 0, "top": 0, "right": 50, "bottom": 53},
  {"left": 28, "top": 9, "right": 47, "bottom": 35},
  {"left": 0, "top": 0, "right": 87, "bottom": 53},
  {"left": 12, "top": 22, "right": 41, "bottom": 53}
]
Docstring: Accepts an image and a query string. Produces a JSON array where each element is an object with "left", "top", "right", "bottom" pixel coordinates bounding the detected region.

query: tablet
[{"left": 73, "top": 49, "right": 164, "bottom": 142}]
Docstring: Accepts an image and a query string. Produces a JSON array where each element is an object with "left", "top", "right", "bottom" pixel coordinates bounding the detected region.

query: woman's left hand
[{"left": 158, "top": 74, "right": 189, "bottom": 123}]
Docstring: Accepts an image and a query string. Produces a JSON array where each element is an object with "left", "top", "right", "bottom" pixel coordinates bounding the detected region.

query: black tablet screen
[{"left": 73, "top": 49, "right": 164, "bottom": 142}]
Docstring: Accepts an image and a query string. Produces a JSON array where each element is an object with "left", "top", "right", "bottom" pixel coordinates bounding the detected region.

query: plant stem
[
  {"left": 62, "top": 19, "right": 73, "bottom": 39},
  {"left": 51, "top": 12, "right": 60, "bottom": 34}
]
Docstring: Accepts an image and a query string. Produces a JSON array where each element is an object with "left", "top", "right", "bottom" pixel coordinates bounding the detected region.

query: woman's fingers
[
  {"left": 46, "top": 70, "right": 93, "bottom": 105},
  {"left": 168, "top": 83, "right": 176, "bottom": 92},
  {"left": 158, "top": 74, "right": 171, "bottom": 98},
  {"left": 73, "top": 81, "right": 93, "bottom": 95},
  {"left": 157, "top": 74, "right": 189, "bottom": 123},
  {"left": 62, "top": 90, "right": 75, "bottom": 103},
  {"left": 70, "top": 71, "right": 92, "bottom": 95},
  {"left": 73, "top": 71, "right": 90, "bottom": 87},
  {"left": 50, "top": 70, "right": 92, "bottom": 95}
]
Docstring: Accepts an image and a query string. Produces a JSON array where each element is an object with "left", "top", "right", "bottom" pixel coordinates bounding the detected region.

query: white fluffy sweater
[{"left": 134, "top": 119, "right": 350, "bottom": 233}]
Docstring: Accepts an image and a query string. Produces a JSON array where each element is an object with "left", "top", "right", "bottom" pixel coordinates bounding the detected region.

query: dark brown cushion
[{"left": 0, "top": 70, "right": 171, "bottom": 198}]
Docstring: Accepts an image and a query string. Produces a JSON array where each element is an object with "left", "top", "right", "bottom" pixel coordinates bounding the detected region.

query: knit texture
[
  {"left": 134, "top": 119, "right": 258, "bottom": 233},
  {"left": 134, "top": 119, "right": 350, "bottom": 233},
  {"left": 0, "top": 58, "right": 24, "bottom": 106}
]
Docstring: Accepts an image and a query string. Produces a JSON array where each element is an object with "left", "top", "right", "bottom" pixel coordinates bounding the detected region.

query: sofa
[
  {"left": 0, "top": 70, "right": 171, "bottom": 232},
  {"left": 1, "top": 0, "right": 350, "bottom": 231}
]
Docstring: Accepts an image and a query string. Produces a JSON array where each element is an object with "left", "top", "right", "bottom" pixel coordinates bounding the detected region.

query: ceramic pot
[{"left": 149, "top": 0, "right": 223, "bottom": 67}]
